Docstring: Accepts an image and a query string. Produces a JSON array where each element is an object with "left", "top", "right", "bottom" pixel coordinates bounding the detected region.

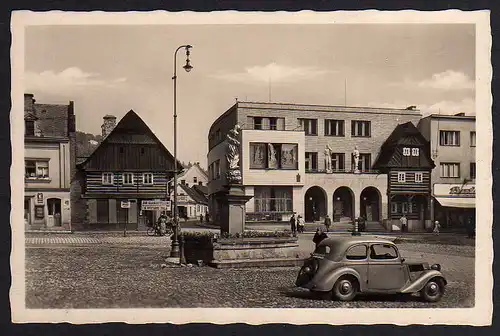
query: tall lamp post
[{"left": 169, "top": 44, "right": 193, "bottom": 259}]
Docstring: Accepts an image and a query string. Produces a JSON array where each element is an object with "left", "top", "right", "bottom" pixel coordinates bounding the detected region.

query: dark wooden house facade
[
  {"left": 373, "top": 122, "right": 435, "bottom": 232},
  {"left": 72, "top": 110, "right": 180, "bottom": 230}
]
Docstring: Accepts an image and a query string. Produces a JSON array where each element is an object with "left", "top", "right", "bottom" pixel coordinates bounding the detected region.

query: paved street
[{"left": 24, "top": 233, "right": 475, "bottom": 309}]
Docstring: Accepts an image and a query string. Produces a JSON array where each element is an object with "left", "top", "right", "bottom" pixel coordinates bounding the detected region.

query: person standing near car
[{"left": 313, "top": 228, "right": 328, "bottom": 248}]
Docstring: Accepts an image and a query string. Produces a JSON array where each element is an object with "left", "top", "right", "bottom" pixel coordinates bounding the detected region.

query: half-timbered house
[
  {"left": 72, "top": 110, "right": 181, "bottom": 231},
  {"left": 373, "top": 121, "right": 435, "bottom": 232}
]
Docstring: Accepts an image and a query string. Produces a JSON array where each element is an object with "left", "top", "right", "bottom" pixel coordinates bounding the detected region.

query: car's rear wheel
[
  {"left": 332, "top": 276, "right": 358, "bottom": 301},
  {"left": 421, "top": 278, "right": 445, "bottom": 302}
]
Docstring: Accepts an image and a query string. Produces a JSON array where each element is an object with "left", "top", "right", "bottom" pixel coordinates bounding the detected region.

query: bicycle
[{"left": 147, "top": 223, "right": 175, "bottom": 237}]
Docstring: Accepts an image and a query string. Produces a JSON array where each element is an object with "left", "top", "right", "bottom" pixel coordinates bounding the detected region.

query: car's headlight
[{"left": 431, "top": 264, "right": 441, "bottom": 271}]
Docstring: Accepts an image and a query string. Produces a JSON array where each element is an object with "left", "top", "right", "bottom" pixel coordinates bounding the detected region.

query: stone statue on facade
[
  {"left": 226, "top": 124, "right": 242, "bottom": 184},
  {"left": 324, "top": 145, "right": 332, "bottom": 172},
  {"left": 353, "top": 146, "right": 360, "bottom": 173}
]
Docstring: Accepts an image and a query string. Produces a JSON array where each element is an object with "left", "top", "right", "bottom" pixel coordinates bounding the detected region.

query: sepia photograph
[{"left": 10, "top": 10, "right": 492, "bottom": 325}]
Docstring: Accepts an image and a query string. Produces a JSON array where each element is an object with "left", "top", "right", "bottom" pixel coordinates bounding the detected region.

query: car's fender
[
  {"left": 311, "top": 266, "right": 362, "bottom": 292},
  {"left": 399, "top": 270, "right": 447, "bottom": 293}
]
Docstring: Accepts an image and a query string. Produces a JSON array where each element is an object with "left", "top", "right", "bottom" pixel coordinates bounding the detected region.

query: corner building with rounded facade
[{"left": 207, "top": 102, "right": 424, "bottom": 231}]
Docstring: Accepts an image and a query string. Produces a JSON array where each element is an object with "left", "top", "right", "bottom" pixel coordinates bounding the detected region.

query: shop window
[{"left": 116, "top": 200, "right": 128, "bottom": 224}]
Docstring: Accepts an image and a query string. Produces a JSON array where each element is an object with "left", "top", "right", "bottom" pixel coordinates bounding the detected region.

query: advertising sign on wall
[
  {"left": 434, "top": 184, "right": 475, "bottom": 198},
  {"left": 141, "top": 200, "right": 171, "bottom": 211}
]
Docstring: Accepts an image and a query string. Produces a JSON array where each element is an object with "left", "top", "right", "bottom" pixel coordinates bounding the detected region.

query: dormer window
[
  {"left": 402, "top": 148, "right": 411, "bottom": 156},
  {"left": 411, "top": 148, "right": 419, "bottom": 156},
  {"left": 25, "top": 120, "right": 35, "bottom": 136}
]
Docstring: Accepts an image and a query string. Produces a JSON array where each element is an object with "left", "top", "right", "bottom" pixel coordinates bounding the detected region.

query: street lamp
[{"left": 170, "top": 44, "right": 193, "bottom": 260}]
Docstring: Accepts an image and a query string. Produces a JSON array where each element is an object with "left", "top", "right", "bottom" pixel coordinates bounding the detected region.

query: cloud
[
  {"left": 390, "top": 70, "right": 475, "bottom": 91},
  {"left": 24, "top": 67, "right": 126, "bottom": 95},
  {"left": 212, "top": 63, "right": 334, "bottom": 84},
  {"left": 417, "top": 70, "right": 475, "bottom": 90}
]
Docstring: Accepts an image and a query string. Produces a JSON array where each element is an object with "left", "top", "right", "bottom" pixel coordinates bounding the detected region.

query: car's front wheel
[
  {"left": 421, "top": 278, "right": 445, "bottom": 302},
  {"left": 332, "top": 276, "right": 358, "bottom": 301}
]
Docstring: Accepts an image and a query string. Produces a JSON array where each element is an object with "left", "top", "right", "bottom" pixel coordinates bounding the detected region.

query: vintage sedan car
[{"left": 296, "top": 236, "right": 447, "bottom": 302}]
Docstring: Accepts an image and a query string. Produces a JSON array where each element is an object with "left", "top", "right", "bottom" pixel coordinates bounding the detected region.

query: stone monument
[{"left": 216, "top": 124, "right": 253, "bottom": 234}]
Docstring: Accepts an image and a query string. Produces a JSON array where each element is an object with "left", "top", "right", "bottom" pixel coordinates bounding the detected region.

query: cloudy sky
[{"left": 24, "top": 23, "right": 475, "bottom": 166}]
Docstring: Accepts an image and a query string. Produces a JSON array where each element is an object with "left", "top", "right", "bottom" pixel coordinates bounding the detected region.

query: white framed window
[
  {"left": 440, "top": 130, "right": 460, "bottom": 146},
  {"left": 122, "top": 173, "right": 134, "bottom": 185},
  {"left": 440, "top": 163, "right": 460, "bottom": 178},
  {"left": 102, "top": 172, "right": 114, "bottom": 185},
  {"left": 411, "top": 148, "right": 419, "bottom": 156},
  {"left": 397, "top": 172, "right": 406, "bottom": 183},
  {"left": 142, "top": 173, "right": 153, "bottom": 185},
  {"left": 25, "top": 160, "right": 50, "bottom": 179},
  {"left": 415, "top": 172, "right": 423, "bottom": 183},
  {"left": 402, "top": 148, "right": 411, "bottom": 156}
]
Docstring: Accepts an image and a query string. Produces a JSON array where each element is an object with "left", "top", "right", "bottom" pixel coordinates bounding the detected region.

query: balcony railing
[{"left": 305, "top": 168, "right": 381, "bottom": 174}]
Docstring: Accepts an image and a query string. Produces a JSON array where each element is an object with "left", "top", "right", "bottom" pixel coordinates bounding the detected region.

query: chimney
[
  {"left": 24, "top": 93, "right": 35, "bottom": 115},
  {"left": 68, "top": 101, "right": 76, "bottom": 134},
  {"left": 101, "top": 115, "right": 117, "bottom": 139}
]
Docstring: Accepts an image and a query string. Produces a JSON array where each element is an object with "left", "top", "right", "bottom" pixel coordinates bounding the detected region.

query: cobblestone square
[{"left": 25, "top": 236, "right": 475, "bottom": 309}]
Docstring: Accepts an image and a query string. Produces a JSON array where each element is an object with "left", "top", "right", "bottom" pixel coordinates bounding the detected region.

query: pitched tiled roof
[
  {"left": 179, "top": 184, "right": 208, "bottom": 205},
  {"left": 373, "top": 121, "right": 434, "bottom": 170},
  {"left": 34, "top": 103, "right": 69, "bottom": 137}
]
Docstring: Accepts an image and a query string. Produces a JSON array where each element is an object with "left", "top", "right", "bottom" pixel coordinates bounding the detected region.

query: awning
[{"left": 435, "top": 197, "right": 475, "bottom": 208}]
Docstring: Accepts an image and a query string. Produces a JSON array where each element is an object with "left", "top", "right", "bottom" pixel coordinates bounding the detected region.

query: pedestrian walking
[
  {"left": 200, "top": 214, "right": 204, "bottom": 224},
  {"left": 297, "top": 215, "right": 305, "bottom": 233},
  {"left": 157, "top": 212, "right": 168, "bottom": 235},
  {"left": 400, "top": 214, "right": 408, "bottom": 233},
  {"left": 313, "top": 228, "right": 328, "bottom": 248},
  {"left": 205, "top": 213, "right": 210, "bottom": 223},
  {"left": 290, "top": 213, "right": 297, "bottom": 236},
  {"left": 324, "top": 214, "right": 332, "bottom": 232},
  {"left": 433, "top": 220, "right": 441, "bottom": 235}
]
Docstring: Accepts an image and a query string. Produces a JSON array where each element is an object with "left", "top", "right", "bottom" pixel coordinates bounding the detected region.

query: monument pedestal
[{"left": 217, "top": 185, "right": 253, "bottom": 234}]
